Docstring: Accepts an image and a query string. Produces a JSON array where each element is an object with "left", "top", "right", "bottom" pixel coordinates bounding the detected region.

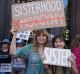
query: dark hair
[
  {"left": 52, "top": 35, "right": 65, "bottom": 47},
  {"left": 70, "top": 34, "right": 80, "bottom": 51}
]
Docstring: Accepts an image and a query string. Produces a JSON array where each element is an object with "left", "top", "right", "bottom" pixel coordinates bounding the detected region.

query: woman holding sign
[
  {"left": 52, "top": 35, "right": 78, "bottom": 74},
  {"left": 10, "top": 28, "right": 52, "bottom": 74}
]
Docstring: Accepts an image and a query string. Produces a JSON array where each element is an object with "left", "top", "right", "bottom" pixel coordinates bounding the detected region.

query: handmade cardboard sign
[
  {"left": 12, "top": 0, "right": 66, "bottom": 30},
  {"left": 43, "top": 47, "right": 71, "bottom": 67},
  {"left": 0, "top": 63, "right": 12, "bottom": 72},
  {"left": 16, "top": 30, "right": 31, "bottom": 40}
]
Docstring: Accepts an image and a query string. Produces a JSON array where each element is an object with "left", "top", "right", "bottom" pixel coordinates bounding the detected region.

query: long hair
[
  {"left": 33, "top": 29, "right": 51, "bottom": 52},
  {"left": 70, "top": 34, "right": 80, "bottom": 51}
]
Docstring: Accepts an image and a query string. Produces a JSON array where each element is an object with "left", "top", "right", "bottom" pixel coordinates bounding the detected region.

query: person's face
[
  {"left": 2, "top": 44, "right": 9, "bottom": 52},
  {"left": 54, "top": 38, "right": 65, "bottom": 48},
  {"left": 37, "top": 33, "right": 47, "bottom": 44}
]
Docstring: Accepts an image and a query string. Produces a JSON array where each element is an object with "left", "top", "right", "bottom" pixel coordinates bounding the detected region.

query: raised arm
[{"left": 10, "top": 28, "right": 18, "bottom": 55}]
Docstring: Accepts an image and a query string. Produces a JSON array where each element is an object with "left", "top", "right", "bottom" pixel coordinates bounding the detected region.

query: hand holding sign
[
  {"left": 43, "top": 47, "right": 71, "bottom": 67},
  {"left": 11, "top": 27, "right": 31, "bottom": 41},
  {"left": 68, "top": 53, "right": 76, "bottom": 65},
  {"left": 10, "top": 27, "right": 19, "bottom": 36}
]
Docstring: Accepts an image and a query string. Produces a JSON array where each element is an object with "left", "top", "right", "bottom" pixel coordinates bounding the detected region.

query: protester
[
  {"left": 0, "top": 39, "right": 11, "bottom": 74},
  {"left": 51, "top": 35, "right": 78, "bottom": 74},
  {"left": 12, "top": 39, "right": 26, "bottom": 74},
  {"left": 71, "top": 34, "right": 80, "bottom": 74},
  {"left": 10, "top": 28, "right": 52, "bottom": 74}
]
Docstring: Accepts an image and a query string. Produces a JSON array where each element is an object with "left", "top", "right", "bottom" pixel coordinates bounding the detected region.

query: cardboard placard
[
  {"left": 43, "top": 47, "right": 71, "bottom": 67},
  {"left": 12, "top": 0, "right": 66, "bottom": 30}
]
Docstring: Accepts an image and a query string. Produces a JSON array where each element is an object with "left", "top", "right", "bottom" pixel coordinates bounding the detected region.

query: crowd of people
[{"left": 0, "top": 28, "right": 80, "bottom": 74}]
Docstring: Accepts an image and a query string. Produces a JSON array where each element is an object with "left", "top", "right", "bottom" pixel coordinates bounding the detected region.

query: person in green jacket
[{"left": 10, "top": 27, "right": 52, "bottom": 74}]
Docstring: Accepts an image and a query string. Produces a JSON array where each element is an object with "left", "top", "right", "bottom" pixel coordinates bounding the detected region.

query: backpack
[{"left": 12, "top": 57, "right": 26, "bottom": 71}]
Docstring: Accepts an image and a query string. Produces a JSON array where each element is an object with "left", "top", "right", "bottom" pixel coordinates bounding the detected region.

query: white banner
[
  {"left": 0, "top": 63, "right": 12, "bottom": 72},
  {"left": 43, "top": 47, "right": 71, "bottom": 67},
  {"left": 16, "top": 30, "right": 31, "bottom": 40}
]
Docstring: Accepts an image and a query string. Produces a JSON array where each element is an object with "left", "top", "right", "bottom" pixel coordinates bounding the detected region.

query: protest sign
[
  {"left": 16, "top": 30, "right": 31, "bottom": 40},
  {"left": 12, "top": 0, "right": 66, "bottom": 30},
  {"left": 0, "top": 63, "right": 12, "bottom": 72},
  {"left": 43, "top": 47, "right": 71, "bottom": 67}
]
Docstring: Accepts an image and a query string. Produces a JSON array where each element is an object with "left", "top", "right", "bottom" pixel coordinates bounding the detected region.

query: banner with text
[
  {"left": 12, "top": 0, "right": 66, "bottom": 30},
  {"left": 43, "top": 47, "right": 71, "bottom": 67}
]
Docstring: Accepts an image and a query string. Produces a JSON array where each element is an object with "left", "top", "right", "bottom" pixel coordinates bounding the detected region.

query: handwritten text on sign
[
  {"left": 0, "top": 63, "right": 12, "bottom": 72},
  {"left": 43, "top": 47, "right": 71, "bottom": 67},
  {"left": 16, "top": 30, "right": 31, "bottom": 40},
  {"left": 12, "top": 0, "right": 66, "bottom": 30}
]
